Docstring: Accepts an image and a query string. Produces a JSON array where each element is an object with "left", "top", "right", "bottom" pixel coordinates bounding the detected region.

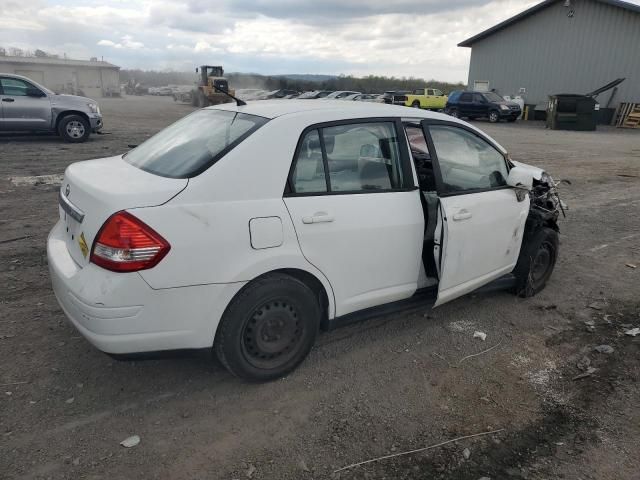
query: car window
[
  {"left": 473, "top": 93, "right": 485, "bottom": 103},
  {"left": 415, "top": 89, "right": 424, "bottom": 95},
  {"left": 291, "top": 130, "right": 328, "bottom": 193},
  {"left": 459, "top": 92, "right": 472, "bottom": 102},
  {"left": 0, "top": 77, "right": 31, "bottom": 96},
  {"left": 125, "top": 109, "right": 268, "bottom": 178},
  {"left": 323, "top": 122, "right": 405, "bottom": 192},
  {"left": 429, "top": 125, "right": 508, "bottom": 193},
  {"left": 434, "top": 89, "right": 443, "bottom": 96},
  {"left": 290, "top": 122, "right": 407, "bottom": 194}
]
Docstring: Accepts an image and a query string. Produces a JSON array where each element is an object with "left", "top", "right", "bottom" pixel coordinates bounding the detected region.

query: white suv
[{"left": 48, "top": 100, "right": 563, "bottom": 381}]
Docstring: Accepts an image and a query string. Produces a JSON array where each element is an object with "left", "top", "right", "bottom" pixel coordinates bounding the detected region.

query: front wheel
[
  {"left": 214, "top": 273, "right": 321, "bottom": 381},
  {"left": 513, "top": 227, "right": 559, "bottom": 297},
  {"left": 58, "top": 114, "right": 91, "bottom": 143},
  {"left": 489, "top": 110, "right": 500, "bottom": 123}
]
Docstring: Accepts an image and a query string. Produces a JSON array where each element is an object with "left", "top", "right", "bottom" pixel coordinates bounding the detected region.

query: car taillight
[{"left": 90, "top": 211, "right": 170, "bottom": 272}]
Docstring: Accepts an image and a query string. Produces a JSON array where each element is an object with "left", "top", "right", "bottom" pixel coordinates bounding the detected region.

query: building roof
[
  {"left": 0, "top": 55, "right": 119, "bottom": 69},
  {"left": 458, "top": 0, "right": 640, "bottom": 47}
]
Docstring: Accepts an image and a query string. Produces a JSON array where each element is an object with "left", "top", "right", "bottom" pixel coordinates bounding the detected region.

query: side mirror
[
  {"left": 506, "top": 166, "right": 533, "bottom": 190},
  {"left": 26, "top": 88, "right": 45, "bottom": 98}
]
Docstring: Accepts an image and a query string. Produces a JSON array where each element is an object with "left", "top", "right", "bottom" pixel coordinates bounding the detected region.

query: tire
[
  {"left": 214, "top": 273, "right": 321, "bottom": 381},
  {"left": 513, "top": 227, "right": 559, "bottom": 297},
  {"left": 58, "top": 114, "right": 91, "bottom": 143},
  {"left": 448, "top": 108, "right": 459, "bottom": 119},
  {"left": 412, "top": 100, "right": 421, "bottom": 109},
  {"left": 489, "top": 110, "right": 500, "bottom": 123}
]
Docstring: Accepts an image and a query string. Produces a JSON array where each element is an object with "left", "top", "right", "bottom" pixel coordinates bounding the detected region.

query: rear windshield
[{"left": 124, "top": 109, "right": 268, "bottom": 178}]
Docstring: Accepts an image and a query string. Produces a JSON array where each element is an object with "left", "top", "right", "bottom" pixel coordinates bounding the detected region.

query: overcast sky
[{"left": 0, "top": 0, "right": 636, "bottom": 82}]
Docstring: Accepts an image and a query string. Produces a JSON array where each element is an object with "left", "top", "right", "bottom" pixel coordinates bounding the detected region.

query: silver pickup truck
[{"left": 0, "top": 73, "right": 103, "bottom": 143}]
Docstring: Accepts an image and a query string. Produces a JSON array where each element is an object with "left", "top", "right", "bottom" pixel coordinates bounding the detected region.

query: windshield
[
  {"left": 124, "top": 109, "right": 268, "bottom": 178},
  {"left": 483, "top": 92, "right": 504, "bottom": 102}
]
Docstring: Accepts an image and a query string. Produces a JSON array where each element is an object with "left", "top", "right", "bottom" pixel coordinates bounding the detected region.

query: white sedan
[{"left": 48, "top": 100, "right": 563, "bottom": 381}]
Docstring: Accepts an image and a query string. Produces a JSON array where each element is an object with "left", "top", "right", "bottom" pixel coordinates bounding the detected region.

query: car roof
[{"left": 209, "top": 99, "right": 449, "bottom": 121}]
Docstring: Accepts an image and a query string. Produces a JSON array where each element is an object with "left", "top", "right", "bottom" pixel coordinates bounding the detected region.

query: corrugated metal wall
[{"left": 467, "top": 0, "right": 640, "bottom": 107}]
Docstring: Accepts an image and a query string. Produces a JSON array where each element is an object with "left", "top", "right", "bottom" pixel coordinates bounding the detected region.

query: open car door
[{"left": 420, "top": 120, "right": 530, "bottom": 306}]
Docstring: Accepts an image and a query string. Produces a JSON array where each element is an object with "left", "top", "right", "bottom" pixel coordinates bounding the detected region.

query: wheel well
[
  {"left": 55, "top": 111, "right": 90, "bottom": 131},
  {"left": 275, "top": 269, "right": 331, "bottom": 330}
]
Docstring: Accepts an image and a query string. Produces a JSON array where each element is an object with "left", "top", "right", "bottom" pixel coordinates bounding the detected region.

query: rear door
[
  {"left": 0, "top": 77, "right": 51, "bottom": 131},
  {"left": 420, "top": 120, "right": 530, "bottom": 306},
  {"left": 284, "top": 119, "right": 424, "bottom": 317}
]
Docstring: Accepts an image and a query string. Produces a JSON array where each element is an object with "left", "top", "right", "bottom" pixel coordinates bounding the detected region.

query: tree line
[{"left": 120, "top": 69, "right": 466, "bottom": 94}]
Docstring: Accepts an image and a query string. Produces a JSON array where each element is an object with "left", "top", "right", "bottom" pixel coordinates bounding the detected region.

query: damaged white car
[{"left": 48, "top": 100, "right": 564, "bottom": 381}]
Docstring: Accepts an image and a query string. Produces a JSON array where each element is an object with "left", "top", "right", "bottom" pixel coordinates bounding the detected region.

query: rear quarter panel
[{"left": 132, "top": 115, "right": 337, "bottom": 316}]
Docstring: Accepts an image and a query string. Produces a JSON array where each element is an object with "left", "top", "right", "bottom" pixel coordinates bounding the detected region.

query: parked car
[
  {"left": 446, "top": 91, "right": 521, "bottom": 123},
  {"left": 404, "top": 88, "right": 448, "bottom": 110},
  {"left": 342, "top": 93, "right": 383, "bottom": 102},
  {"left": 323, "top": 90, "right": 361, "bottom": 99},
  {"left": 380, "top": 90, "right": 411, "bottom": 105},
  {"left": 298, "top": 90, "right": 333, "bottom": 99},
  {"left": 0, "top": 73, "right": 103, "bottom": 142},
  {"left": 48, "top": 100, "right": 563, "bottom": 381},
  {"left": 265, "top": 89, "right": 300, "bottom": 99}
]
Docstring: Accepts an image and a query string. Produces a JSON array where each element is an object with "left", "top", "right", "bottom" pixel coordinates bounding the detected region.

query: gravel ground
[{"left": 1, "top": 96, "right": 639, "bottom": 479}]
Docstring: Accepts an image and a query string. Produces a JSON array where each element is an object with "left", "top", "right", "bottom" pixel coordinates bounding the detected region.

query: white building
[{"left": 0, "top": 55, "right": 120, "bottom": 98}]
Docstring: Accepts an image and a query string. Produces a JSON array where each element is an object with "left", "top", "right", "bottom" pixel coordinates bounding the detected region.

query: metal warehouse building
[
  {"left": 459, "top": 0, "right": 640, "bottom": 119},
  {"left": 0, "top": 55, "right": 120, "bottom": 98}
]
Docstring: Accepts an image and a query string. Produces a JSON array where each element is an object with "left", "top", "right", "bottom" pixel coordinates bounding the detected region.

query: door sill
[
  {"left": 327, "top": 286, "right": 437, "bottom": 331},
  {"left": 326, "top": 274, "right": 516, "bottom": 331}
]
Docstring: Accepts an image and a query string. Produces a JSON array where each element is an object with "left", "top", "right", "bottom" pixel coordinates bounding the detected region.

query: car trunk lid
[{"left": 59, "top": 155, "right": 187, "bottom": 268}]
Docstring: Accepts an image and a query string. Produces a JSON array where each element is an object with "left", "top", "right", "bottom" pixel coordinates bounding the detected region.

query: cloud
[{"left": 0, "top": 0, "right": 545, "bottom": 82}]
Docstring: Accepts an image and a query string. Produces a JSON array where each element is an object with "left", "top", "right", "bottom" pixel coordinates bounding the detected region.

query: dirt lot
[{"left": 1, "top": 96, "right": 639, "bottom": 480}]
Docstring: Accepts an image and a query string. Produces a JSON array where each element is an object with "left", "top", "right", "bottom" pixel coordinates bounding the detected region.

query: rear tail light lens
[{"left": 90, "top": 211, "right": 170, "bottom": 272}]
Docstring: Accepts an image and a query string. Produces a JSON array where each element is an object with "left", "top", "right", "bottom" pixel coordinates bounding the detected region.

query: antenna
[{"left": 212, "top": 84, "right": 246, "bottom": 107}]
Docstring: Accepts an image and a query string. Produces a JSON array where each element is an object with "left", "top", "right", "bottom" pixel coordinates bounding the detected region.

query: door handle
[
  {"left": 452, "top": 209, "right": 472, "bottom": 221},
  {"left": 2, "top": 98, "right": 15, "bottom": 102},
  {"left": 302, "top": 212, "right": 334, "bottom": 224}
]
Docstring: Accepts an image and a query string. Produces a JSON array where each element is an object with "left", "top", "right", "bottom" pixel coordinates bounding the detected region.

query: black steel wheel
[
  {"left": 513, "top": 227, "right": 559, "bottom": 297},
  {"left": 214, "top": 273, "right": 321, "bottom": 381}
]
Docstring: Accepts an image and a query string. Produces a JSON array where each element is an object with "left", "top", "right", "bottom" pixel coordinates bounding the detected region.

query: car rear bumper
[{"left": 47, "top": 220, "right": 245, "bottom": 354}]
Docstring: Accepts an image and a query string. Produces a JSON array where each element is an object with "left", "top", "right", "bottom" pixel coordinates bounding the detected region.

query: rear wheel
[
  {"left": 489, "top": 110, "right": 500, "bottom": 123},
  {"left": 58, "top": 114, "right": 91, "bottom": 143},
  {"left": 412, "top": 100, "right": 421, "bottom": 109},
  {"left": 214, "top": 273, "right": 321, "bottom": 381},
  {"left": 513, "top": 227, "right": 559, "bottom": 297}
]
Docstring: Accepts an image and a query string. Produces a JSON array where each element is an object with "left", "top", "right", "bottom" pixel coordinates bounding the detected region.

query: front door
[
  {"left": 421, "top": 120, "right": 530, "bottom": 306},
  {"left": 284, "top": 119, "right": 424, "bottom": 317},
  {"left": 457, "top": 92, "right": 473, "bottom": 117},
  {"left": 0, "top": 77, "right": 51, "bottom": 131}
]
